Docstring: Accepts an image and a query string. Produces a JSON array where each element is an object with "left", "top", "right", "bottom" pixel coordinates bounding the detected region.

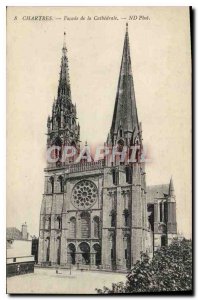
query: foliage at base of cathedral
[{"left": 96, "top": 238, "right": 192, "bottom": 294}]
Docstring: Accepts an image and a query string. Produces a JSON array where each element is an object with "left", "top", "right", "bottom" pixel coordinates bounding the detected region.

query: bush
[{"left": 96, "top": 238, "right": 192, "bottom": 294}]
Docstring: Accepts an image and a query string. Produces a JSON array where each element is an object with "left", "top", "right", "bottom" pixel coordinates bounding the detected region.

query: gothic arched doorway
[
  {"left": 78, "top": 242, "right": 90, "bottom": 265},
  {"left": 67, "top": 243, "right": 76, "bottom": 265},
  {"left": 93, "top": 244, "right": 101, "bottom": 266}
]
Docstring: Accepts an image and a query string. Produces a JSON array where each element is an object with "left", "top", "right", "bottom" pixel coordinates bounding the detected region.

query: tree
[{"left": 96, "top": 238, "right": 192, "bottom": 294}]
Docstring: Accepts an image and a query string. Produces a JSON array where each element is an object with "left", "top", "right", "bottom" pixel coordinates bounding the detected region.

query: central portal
[{"left": 78, "top": 242, "right": 90, "bottom": 265}]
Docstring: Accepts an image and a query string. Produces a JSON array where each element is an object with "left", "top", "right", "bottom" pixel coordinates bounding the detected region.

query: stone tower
[
  {"left": 46, "top": 32, "right": 80, "bottom": 162},
  {"left": 101, "top": 24, "right": 151, "bottom": 270},
  {"left": 38, "top": 33, "right": 81, "bottom": 266}
]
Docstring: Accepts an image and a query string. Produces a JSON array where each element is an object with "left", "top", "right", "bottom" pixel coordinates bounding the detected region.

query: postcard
[{"left": 6, "top": 6, "right": 192, "bottom": 294}]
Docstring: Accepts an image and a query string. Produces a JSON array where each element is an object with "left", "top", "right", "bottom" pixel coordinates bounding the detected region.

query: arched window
[
  {"left": 147, "top": 204, "right": 154, "bottom": 231},
  {"left": 110, "top": 210, "right": 116, "bottom": 227},
  {"left": 67, "top": 243, "right": 76, "bottom": 265},
  {"left": 57, "top": 115, "right": 61, "bottom": 128},
  {"left": 93, "top": 244, "right": 101, "bottom": 266},
  {"left": 135, "top": 148, "right": 140, "bottom": 162},
  {"left": 112, "top": 169, "right": 116, "bottom": 185},
  {"left": 49, "top": 177, "right": 54, "bottom": 194},
  {"left": 57, "top": 216, "right": 62, "bottom": 230},
  {"left": 117, "top": 139, "right": 124, "bottom": 152},
  {"left": 160, "top": 202, "right": 163, "bottom": 222},
  {"left": 123, "top": 209, "right": 129, "bottom": 227},
  {"left": 135, "top": 142, "right": 140, "bottom": 162},
  {"left": 93, "top": 216, "right": 100, "bottom": 238},
  {"left": 69, "top": 217, "right": 76, "bottom": 238},
  {"left": 57, "top": 236, "right": 61, "bottom": 265},
  {"left": 110, "top": 233, "right": 116, "bottom": 269},
  {"left": 81, "top": 212, "right": 90, "bottom": 238},
  {"left": 112, "top": 169, "right": 119, "bottom": 185},
  {"left": 124, "top": 234, "right": 131, "bottom": 269},
  {"left": 45, "top": 216, "right": 51, "bottom": 230},
  {"left": 164, "top": 202, "right": 168, "bottom": 222},
  {"left": 54, "top": 137, "right": 62, "bottom": 160},
  {"left": 58, "top": 175, "right": 64, "bottom": 193},
  {"left": 125, "top": 166, "right": 132, "bottom": 184}
]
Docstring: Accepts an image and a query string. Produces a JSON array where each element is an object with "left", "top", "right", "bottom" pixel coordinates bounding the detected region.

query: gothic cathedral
[{"left": 38, "top": 25, "right": 177, "bottom": 271}]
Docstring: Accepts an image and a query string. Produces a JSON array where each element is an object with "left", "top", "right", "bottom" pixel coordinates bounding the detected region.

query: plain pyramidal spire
[{"left": 109, "top": 23, "right": 139, "bottom": 145}]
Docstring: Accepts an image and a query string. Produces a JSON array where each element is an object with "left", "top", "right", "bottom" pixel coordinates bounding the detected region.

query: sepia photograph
[{"left": 6, "top": 6, "right": 192, "bottom": 294}]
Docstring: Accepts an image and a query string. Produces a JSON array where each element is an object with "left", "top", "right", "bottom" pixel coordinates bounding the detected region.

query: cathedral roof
[
  {"left": 6, "top": 227, "right": 22, "bottom": 240},
  {"left": 147, "top": 184, "right": 169, "bottom": 203}
]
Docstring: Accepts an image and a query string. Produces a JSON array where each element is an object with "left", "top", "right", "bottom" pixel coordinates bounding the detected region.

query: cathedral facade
[{"left": 38, "top": 25, "right": 177, "bottom": 271}]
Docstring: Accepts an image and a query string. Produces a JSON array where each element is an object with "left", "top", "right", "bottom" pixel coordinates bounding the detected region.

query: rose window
[{"left": 71, "top": 180, "right": 98, "bottom": 209}]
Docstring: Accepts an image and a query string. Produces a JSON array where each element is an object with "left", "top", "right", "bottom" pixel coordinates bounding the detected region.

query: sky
[{"left": 7, "top": 7, "right": 191, "bottom": 238}]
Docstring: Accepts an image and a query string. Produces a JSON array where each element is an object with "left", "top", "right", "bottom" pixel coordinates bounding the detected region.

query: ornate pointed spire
[
  {"left": 58, "top": 32, "right": 71, "bottom": 99},
  {"left": 109, "top": 24, "right": 139, "bottom": 146},
  {"left": 47, "top": 33, "right": 81, "bottom": 153}
]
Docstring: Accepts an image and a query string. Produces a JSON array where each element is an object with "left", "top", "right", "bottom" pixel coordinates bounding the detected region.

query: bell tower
[
  {"left": 38, "top": 33, "right": 81, "bottom": 266},
  {"left": 46, "top": 32, "right": 80, "bottom": 165},
  {"left": 102, "top": 24, "right": 149, "bottom": 270}
]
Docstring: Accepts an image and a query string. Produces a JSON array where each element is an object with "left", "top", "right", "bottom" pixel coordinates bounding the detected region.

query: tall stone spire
[
  {"left": 57, "top": 32, "right": 71, "bottom": 99},
  {"left": 109, "top": 23, "right": 140, "bottom": 147},
  {"left": 46, "top": 33, "right": 80, "bottom": 157}
]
